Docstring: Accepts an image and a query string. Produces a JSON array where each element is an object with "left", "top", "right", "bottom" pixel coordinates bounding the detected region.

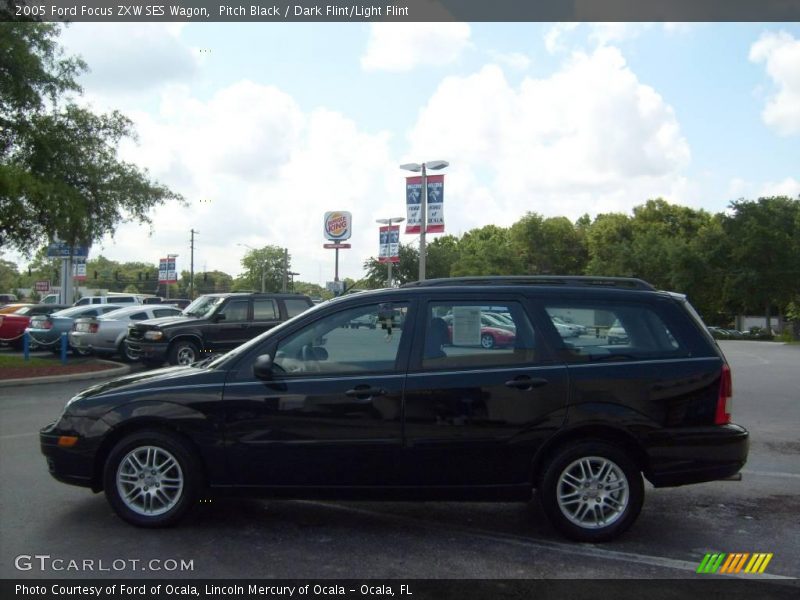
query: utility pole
[
  {"left": 190, "top": 229, "right": 198, "bottom": 299},
  {"left": 282, "top": 248, "right": 289, "bottom": 293}
]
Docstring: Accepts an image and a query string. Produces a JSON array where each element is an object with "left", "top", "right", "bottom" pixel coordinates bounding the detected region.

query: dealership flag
[
  {"left": 405, "top": 175, "right": 445, "bottom": 234},
  {"left": 379, "top": 225, "right": 400, "bottom": 264}
]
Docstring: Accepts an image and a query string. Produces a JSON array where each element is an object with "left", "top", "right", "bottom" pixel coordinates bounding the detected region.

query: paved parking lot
[{"left": 0, "top": 341, "right": 797, "bottom": 581}]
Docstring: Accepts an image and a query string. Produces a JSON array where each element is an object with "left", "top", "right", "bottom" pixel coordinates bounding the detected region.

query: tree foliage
[
  {"left": 235, "top": 245, "right": 290, "bottom": 293},
  {"left": 0, "top": 18, "right": 183, "bottom": 253}
]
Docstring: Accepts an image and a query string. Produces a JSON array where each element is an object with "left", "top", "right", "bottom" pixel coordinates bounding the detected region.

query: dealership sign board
[
  {"left": 378, "top": 225, "right": 400, "bottom": 263},
  {"left": 158, "top": 257, "right": 178, "bottom": 284},
  {"left": 405, "top": 175, "right": 444, "bottom": 234},
  {"left": 323, "top": 211, "right": 352, "bottom": 241}
]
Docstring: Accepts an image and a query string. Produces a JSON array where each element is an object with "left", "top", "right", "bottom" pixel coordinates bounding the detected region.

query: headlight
[{"left": 144, "top": 331, "right": 164, "bottom": 341}]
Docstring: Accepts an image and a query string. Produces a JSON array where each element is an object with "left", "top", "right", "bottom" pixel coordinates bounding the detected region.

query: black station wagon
[{"left": 40, "top": 277, "right": 748, "bottom": 541}]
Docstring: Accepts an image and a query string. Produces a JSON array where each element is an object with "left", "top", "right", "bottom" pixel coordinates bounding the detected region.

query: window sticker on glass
[{"left": 451, "top": 306, "right": 481, "bottom": 346}]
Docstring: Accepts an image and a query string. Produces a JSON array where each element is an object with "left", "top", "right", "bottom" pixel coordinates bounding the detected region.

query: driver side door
[{"left": 223, "top": 299, "right": 413, "bottom": 487}]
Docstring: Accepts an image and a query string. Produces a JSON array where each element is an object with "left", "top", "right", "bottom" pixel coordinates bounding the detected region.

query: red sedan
[{"left": 0, "top": 304, "right": 70, "bottom": 348}]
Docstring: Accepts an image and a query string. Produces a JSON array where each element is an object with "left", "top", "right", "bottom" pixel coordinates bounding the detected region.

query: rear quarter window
[{"left": 543, "top": 299, "right": 701, "bottom": 362}]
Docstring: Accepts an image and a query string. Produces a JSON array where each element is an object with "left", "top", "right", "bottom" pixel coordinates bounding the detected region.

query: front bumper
[
  {"left": 644, "top": 423, "right": 749, "bottom": 488},
  {"left": 125, "top": 340, "right": 168, "bottom": 362},
  {"left": 40, "top": 420, "right": 100, "bottom": 490}
]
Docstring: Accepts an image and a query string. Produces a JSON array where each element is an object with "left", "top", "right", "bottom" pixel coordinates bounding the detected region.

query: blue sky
[{"left": 7, "top": 22, "right": 799, "bottom": 285}]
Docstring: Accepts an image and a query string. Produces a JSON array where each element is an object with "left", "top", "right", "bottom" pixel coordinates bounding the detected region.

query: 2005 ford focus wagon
[{"left": 41, "top": 277, "right": 748, "bottom": 542}]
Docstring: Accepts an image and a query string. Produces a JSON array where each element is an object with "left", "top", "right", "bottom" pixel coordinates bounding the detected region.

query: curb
[{"left": 0, "top": 360, "right": 132, "bottom": 388}]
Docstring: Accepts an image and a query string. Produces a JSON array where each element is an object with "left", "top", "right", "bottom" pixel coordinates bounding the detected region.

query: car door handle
[
  {"left": 505, "top": 377, "right": 549, "bottom": 391},
  {"left": 345, "top": 386, "right": 386, "bottom": 399}
]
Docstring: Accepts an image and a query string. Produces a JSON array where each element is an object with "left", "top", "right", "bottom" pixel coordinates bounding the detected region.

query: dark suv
[
  {"left": 40, "top": 277, "right": 747, "bottom": 541},
  {"left": 125, "top": 292, "right": 313, "bottom": 366}
]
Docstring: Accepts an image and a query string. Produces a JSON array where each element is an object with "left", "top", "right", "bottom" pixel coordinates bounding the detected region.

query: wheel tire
[
  {"left": 480, "top": 333, "right": 495, "bottom": 349},
  {"left": 118, "top": 339, "right": 138, "bottom": 363},
  {"left": 103, "top": 430, "right": 201, "bottom": 527},
  {"left": 168, "top": 340, "right": 199, "bottom": 366},
  {"left": 538, "top": 441, "right": 643, "bottom": 542}
]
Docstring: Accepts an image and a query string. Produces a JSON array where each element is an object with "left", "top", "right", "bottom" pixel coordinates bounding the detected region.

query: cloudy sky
[{"left": 9, "top": 22, "right": 800, "bottom": 285}]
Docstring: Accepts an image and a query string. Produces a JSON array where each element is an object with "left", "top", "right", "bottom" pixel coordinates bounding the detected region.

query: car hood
[
  {"left": 65, "top": 364, "right": 226, "bottom": 416},
  {"left": 132, "top": 315, "right": 195, "bottom": 329}
]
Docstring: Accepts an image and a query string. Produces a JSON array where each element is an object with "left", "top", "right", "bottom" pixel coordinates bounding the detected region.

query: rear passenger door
[
  {"left": 400, "top": 294, "right": 570, "bottom": 487},
  {"left": 250, "top": 298, "right": 282, "bottom": 337}
]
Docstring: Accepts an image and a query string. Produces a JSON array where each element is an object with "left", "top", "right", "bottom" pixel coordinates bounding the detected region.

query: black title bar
[{"left": 4, "top": 0, "right": 800, "bottom": 22}]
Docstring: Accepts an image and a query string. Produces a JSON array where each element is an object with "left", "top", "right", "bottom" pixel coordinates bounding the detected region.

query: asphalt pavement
[{"left": 0, "top": 341, "right": 797, "bottom": 581}]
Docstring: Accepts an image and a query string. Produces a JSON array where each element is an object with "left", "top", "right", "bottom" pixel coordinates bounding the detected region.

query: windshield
[{"left": 183, "top": 296, "right": 225, "bottom": 318}]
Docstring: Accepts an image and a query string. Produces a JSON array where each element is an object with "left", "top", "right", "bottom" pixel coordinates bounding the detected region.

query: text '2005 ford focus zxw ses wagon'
[{"left": 41, "top": 277, "right": 748, "bottom": 542}]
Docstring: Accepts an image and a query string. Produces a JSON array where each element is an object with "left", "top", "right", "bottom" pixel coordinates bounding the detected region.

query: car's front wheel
[
  {"left": 538, "top": 441, "right": 643, "bottom": 542},
  {"left": 169, "top": 340, "right": 199, "bottom": 366},
  {"left": 118, "top": 338, "right": 138, "bottom": 362},
  {"left": 103, "top": 430, "right": 200, "bottom": 527}
]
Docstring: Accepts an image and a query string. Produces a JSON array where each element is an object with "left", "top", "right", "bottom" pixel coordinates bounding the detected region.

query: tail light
[
  {"left": 89, "top": 323, "right": 99, "bottom": 333},
  {"left": 715, "top": 364, "right": 732, "bottom": 425},
  {"left": 38, "top": 320, "right": 53, "bottom": 330}
]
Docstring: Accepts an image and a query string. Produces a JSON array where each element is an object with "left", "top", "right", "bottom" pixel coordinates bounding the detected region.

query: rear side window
[
  {"left": 284, "top": 298, "right": 312, "bottom": 318},
  {"left": 544, "top": 303, "right": 687, "bottom": 362},
  {"left": 421, "top": 301, "right": 542, "bottom": 369},
  {"left": 254, "top": 299, "right": 279, "bottom": 320},
  {"left": 153, "top": 308, "right": 181, "bottom": 318},
  {"left": 129, "top": 312, "right": 148, "bottom": 321}
]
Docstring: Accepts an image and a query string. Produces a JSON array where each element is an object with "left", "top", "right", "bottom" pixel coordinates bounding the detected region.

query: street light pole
[
  {"left": 400, "top": 160, "right": 448, "bottom": 281},
  {"left": 376, "top": 216, "right": 405, "bottom": 287}
]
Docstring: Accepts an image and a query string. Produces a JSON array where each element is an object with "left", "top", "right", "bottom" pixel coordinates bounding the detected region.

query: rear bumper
[{"left": 644, "top": 424, "right": 749, "bottom": 488}]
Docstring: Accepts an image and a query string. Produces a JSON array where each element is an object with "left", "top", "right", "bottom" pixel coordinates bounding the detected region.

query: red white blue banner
[
  {"left": 405, "top": 174, "right": 445, "bottom": 234},
  {"left": 378, "top": 225, "right": 400, "bottom": 264}
]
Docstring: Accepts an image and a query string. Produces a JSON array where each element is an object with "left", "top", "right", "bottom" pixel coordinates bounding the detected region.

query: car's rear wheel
[
  {"left": 538, "top": 441, "right": 643, "bottom": 542},
  {"left": 169, "top": 340, "right": 199, "bottom": 366},
  {"left": 480, "top": 333, "right": 495, "bottom": 349},
  {"left": 103, "top": 430, "right": 200, "bottom": 527}
]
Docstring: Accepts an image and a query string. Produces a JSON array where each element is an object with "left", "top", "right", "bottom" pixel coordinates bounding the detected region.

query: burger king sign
[{"left": 324, "top": 211, "right": 352, "bottom": 241}]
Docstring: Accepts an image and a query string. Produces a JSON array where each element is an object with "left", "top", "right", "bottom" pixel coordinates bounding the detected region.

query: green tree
[
  {"left": 719, "top": 196, "right": 800, "bottom": 330},
  {"left": 426, "top": 235, "right": 460, "bottom": 279},
  {"left": 0, "top": 258, "right": 20, "bottom": 292},
  {"left": 362, "top": 243, "right": 420, "bottom": 288},
  {"left": 451, "top": 225, "right": 522, "bottom": 276},
  {"left": 0, "top": 19, "right": 183, "bottom": 253},
  {"left": 510, "top": 213, "right": 588, "bottom": 275},
  {"left": 235, "top": 246, "right": 290, "bottom": 293}
]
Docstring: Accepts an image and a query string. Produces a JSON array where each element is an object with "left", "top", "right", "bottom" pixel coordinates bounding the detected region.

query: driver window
[
  {"left": 220, "top": 299, "right": 249, "bottom": 322},
  {"left": 274, "top": 302, "right": 409, "bottom": 375}
]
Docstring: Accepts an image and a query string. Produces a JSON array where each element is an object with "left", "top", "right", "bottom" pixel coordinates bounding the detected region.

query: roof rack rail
[{"left": 401, "top": 276, "right": 655, "bottom": 291}]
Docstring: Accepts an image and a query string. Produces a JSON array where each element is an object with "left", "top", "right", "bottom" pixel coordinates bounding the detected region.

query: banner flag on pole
[
  {"left": 425, "top": 174, "right": 445, "bottom": 233},
  {"left": 378, "top": 225, "right": 401, "bottom": 264},
  {"left": 405, "top": 175, "right": 445, "bottom": 234}
]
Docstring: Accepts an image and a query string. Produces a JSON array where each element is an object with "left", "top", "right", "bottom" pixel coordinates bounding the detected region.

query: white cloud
[
  {"left": 544, "top": 23, "right": 579, "bottom": 54},
  {"left": 360, "top": 23, "right": 471, "bottom": 72},
  {"left": 760, "top": 177, "right": 800, "bottom": 198},
  {"left": 405, "top": 47, "right": 691, "bottom": 229},
  {"left": 84, "top": 81, "right": 399, "bottom": 284},
  {"left": 749, "top": 31, "right": 800, "bottom": 136},
  {"left": 59, "top": 23, "right": 199, "bottom": 95},
  {"left": 487, "top": 50, "right": 531, "bottom": 70},
  {"left": 588, "top": 23, "right": 653, "bottom": 47}
]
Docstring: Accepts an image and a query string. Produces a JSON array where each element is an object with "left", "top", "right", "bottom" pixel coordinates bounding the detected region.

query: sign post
[{"left": 47, "top": 241, "right": 90, "bottom": 304}]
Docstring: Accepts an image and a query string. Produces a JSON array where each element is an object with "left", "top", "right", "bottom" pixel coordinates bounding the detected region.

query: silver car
[{"left": 70, "top": 305, "right": 184, "bottom": 361}]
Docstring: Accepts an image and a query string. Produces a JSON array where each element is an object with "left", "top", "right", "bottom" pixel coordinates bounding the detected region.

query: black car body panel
[{"left": 41, "top": 278, "right": 748, "bottom": 538}]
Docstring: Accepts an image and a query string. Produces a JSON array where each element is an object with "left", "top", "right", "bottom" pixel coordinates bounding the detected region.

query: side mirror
[
  {"left": 312, "top": 346, "right": 328, "bottom": 361},
  {"left": 253, "top": 354, "right": 274, "bottom": 380}
]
